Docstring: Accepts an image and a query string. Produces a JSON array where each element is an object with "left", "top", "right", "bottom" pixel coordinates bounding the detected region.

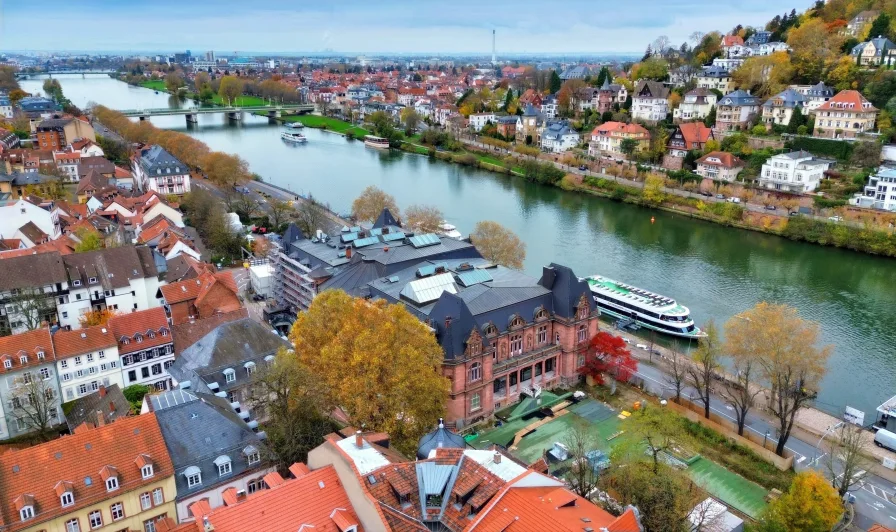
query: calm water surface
[{"left": 24, "top": 74, "right": 896, "bottom": 418}]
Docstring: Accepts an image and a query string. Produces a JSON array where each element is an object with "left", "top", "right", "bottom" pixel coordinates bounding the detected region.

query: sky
[{"left": 1, "top": 0, "right": 812, "bottom": 55}]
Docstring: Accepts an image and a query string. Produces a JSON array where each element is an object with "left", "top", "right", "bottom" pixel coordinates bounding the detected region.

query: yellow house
[{"left": 0, "top": 414, "right": 176, "bottom": 532}]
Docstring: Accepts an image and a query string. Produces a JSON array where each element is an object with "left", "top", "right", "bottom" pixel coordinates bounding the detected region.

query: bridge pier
[
  {"left": 138, "top": 116, "right": 148, "bottom": 121},
  {"left": 185, "top": 113, "right": 199, "bottom": 125},
  {"left": 267, "top": 110, "right": 281, "bottom": 119},
  {"left": 227, "top": 111, "right": 242, "bottom": 121}
]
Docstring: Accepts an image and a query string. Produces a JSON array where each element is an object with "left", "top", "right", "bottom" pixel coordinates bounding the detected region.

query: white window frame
[
  {"left": 470, "top": 392, "right": 481, "bottom": 411},
  {"left": 88, "top": 510, "right": 103, "bottom": 529},
  {"left": 61, "top": 491, "right": 74, "bottom": 507},
  {"left": 110, "top": 502, "right": 124, "bottom": 521},
  {"left": 141, "top": 464, "right": 154, "bottom": 479},
  {"left": 218, "top": 460, "right": 232, "bottom": 476},
  {"left": 19, "top": 506, "right": 34, "bottom": 521},
  {"left": 65, "top": 518, "right": 80, "bottom": 532},
  {"left": 106, "top": 476, "right": 119, "bottom": 492},
  {"left": 186, "top": 472, "right": 202, "bottom": 488},
  {"left": 140, "top": 492, "right": 152, "bottom": 510}
]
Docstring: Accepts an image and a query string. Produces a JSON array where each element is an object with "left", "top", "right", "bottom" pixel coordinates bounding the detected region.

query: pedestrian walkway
[{"left": 688, "top": 457, "right": 769, "bottom": 519}]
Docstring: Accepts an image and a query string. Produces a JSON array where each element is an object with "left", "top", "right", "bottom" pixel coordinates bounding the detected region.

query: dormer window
[
  {"left": 243, "top": 445, "right": 260, "bottom": 465},
  {"left": 37, "top": 351, "right": 44, "bottom": 360},
  {"left": 122, "top": 337, "right": 130, "bottom": 345},
  {"left": 214, "top": 455, "right": 232, "bottom": 476},
  {"left": 134, "top": 334, "right": 142, "bottom": 343},
  {"left": 72, "top": 279, "right": 81, "bottom": 287},
  {"left": 19, "top": 506, "right": 34, "bottom": 521},
  {"left": 148, "top": 331, "right": 155, "bottom": 339},
  {"left": 184, "top": 466, "right": 202, "bottom": 488},
  {"left": 510, "top": 317, "right": 524, "bottom": 328},
  {"left": 19, "top": 355, "right": 27, "bottom": 364},
  {"left": 88, "top": 277, "right": 97, "bottom": 284},
  {"left": 61, "top": 491, "right": 74, "bottom": 507},
  {"left": 223, "top": 368, "right": 236, "bottom": 383},
  {"left": 484, "top": 324, "right": 498, "bottom": 337},
  {"left": 160, "top": 329, "right": 168, "bottom": 337},
  {"left": 106, "top": 476, "right": 119, "bottom": 491},
  {"left": 244, "top": 361, "right": 256, "bottom": 375},
  {"left": 4, "top": 359, "right": 12, "bottom": 369}
]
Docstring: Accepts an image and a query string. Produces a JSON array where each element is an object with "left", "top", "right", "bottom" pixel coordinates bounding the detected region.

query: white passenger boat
[
  {"left": 438, "top": 221, "right": 463, "bottom": 239},
  {"left": 281, "top": 131, "right": 307, "bottom": 143},
  {"left": 364, "top": 135, "right": 390, "bottom": 149},
  {"left": 286, "top": 121, "right": 304, "bottom": 129},
  {"left": 586, "top": 275, "right": 705, "bottom": 339}
]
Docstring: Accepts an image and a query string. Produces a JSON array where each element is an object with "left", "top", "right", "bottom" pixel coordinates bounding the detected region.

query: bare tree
[
  {"left": 690, "top": 31, "right": 705, "bottom": 44},
  {"left": 827, "top": 424, "right": 870, "bottom": 498},
  {"left": 687, "top": 320, "right": 722, "bottom": 419},
  {"left": 652, "top": 35, "right": 671, "bottom": 56},
  {"left": 9, "top": 375, "right": 59, "bottom": 441},
  {"left": 3, "top": 289, "right": 57, "bottom": 334},
  {"left": 294, "top": 198, "right": 329, "bottom": 238},
  {"left": 718, "top": 349, "right": 762, "bottom": 437},
  {"left": 666, "top": 349, "right": 688, "bottom": 404},
  {"left": 235, "top": 194, "right": 262, "bottom": 220},
  {"left": 267, "top": 199, "right": 293, "bottom": 229},
  {"left": 564, "top": 420, "right": 602, "bottom": 499}
]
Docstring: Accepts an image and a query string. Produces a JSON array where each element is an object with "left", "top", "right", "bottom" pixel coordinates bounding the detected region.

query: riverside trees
[{"left": 470, "top": 220, "right": 526, "bottom": 269}]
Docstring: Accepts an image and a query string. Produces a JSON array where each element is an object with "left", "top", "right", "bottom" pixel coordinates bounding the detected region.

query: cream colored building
[{"left": 812, "top": 90, "right": 878, "bottom": 139}]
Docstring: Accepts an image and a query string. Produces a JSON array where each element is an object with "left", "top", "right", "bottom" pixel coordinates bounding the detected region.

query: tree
[
  {"left": 827, "top": 424, "right": 870, "bottom": 498},
  {"left": 235, "top": 194, "right": 262, "bottom": 221},
  {"left": 294, "top": 197, "right": 329, "bottom": 237},
  {"left": 601, "top": 459, "right": 700, "bottom": 532},
  {"left": 786, "top": 18, "right": 845, "bottom": 83},
  {"left": 564, "top": 420, "right": 602, "bottom": 498},
  {"left": 4, "top": 289, "right": 57, "bottom": 334},
  {"left": 218, "top": 75, "right": 243, "bottom": 105},
  {"left": 267, "top": 199, "right": 292, "bottom": 229},
  {"left": 8, "top": 89, "right": 27, "bottom": 104},
  {"left": 246, "top": 352, "right": 337, "bottom": 471},
  {"left": 73, "top": 227, "right": 103, "bottom": 253},
  {"left": 725, "top": 303, "right": 832, "bottom": 456},
  {"left": 400, "top": 107, "right": 421, "bottom": 134},
  {"left": 619, "top": 137, "right": 639, "bottom": 159},
  {"left": 761, "top": 471, "right": 842, "bottom": 531},
  {"left": 629, "top": 404, "right": 688, "bottom": 474},
  {"left": 290, "top": 290, "right": 450, "bottom": 455},
  {"left": 578, "top": 332, "right": 637, "bottom": 391},
  {"left": 826, "top": 56, "right": 859, "bottom": 91},
  {"left": 9, "top": 376, "right": 58, "bottom": 441},
  {"left": 731, "top": 52, "right": 794, "bottom": 97},
  {"left": 194, "top": 71, "right": 211, "bottom": 92},
  {"left": 164, "top": 72, "right": 185, "bottom": 93},
  {"left": 868, "top": 13, "right": 892, "bottom": 41},
  {"left": 851, "top": 140, "right": 881, "bottom": 168},
  {"left": 642, "top": 174, "right": 665, "bottom": 205},
  {"left": 404, "top": 204, "right": 444, "bottom": 234},
  {"left": 350, "top": 185, "right": 400, "bottom": 222},
  {"left": 79, "top": 308, "right": 117, "bottom": 328},
  {"left": 718, "top": 340, "right": 763, "bottom": 437},
  {"left": 470, "top": 220, "right": 525, "bottom": 269},
  {"left": 203, "top": 152, "right": 250, "bottom": 188},
  {"left": 633, "top": 57, "right": 669, "bottom": 81},
  {"left": 786, "top": 106, "right": 807, "bottom": 134},
  {"left": 687, "top": 320, "right": 722, "bottom": 419},
  {"left": 666, "top": 350, "right": 688, "bottom": 403},
  {"left": 704, "top": 105, "right": 716, "bottom": 127},
  {"left": 122, "top": 384, "right": 151, "bottom": 413},
  {"left": 549, "top": 70, "right": 562, "bottom": 93}
]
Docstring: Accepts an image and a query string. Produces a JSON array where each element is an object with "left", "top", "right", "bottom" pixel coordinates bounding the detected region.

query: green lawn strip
[
  {"left": 687, "top": 457, "right": 769, "bottom": 520},
  {"left": 140, "top": 80, "right": 167, "bottom": 91},
  {"left": 282, "top": 115, "right": 369, "bottom": 136}
]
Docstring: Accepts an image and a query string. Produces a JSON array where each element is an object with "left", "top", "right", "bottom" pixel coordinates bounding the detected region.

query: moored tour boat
[
  {"left": 438, "top": 221, "right": 463, "bottom": 239},
  {"left": 281, "top": 131, "right": 307, "bottom": 143},
  {"left": 585, "top": 275, "right": 705, "bottom": 339},
  {"left": 286, "top": 121, "right": 304, "bottom": 129},
  {"left": 364, "top": 135, "right": 390, "bottom": 149}
]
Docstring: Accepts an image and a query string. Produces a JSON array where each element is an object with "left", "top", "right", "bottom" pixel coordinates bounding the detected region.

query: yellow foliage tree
[
  {"left": 642, "top": 173, "right": 666, "bottom": 205},
  {"left": 826, "top": 56, "right": 860, "bottom": 91},
  {"left": 350, "top": 185, "right": 400, "bottom": 222},
  {"left": 79, "top": 308, "right": 117, "bottom": 328},
  {"left": 289, "top": 291, "right": 449, "bottom": 454},
  {"left": 762, "top": 471, "right": 842, "bottom": 531},
  {"left": 470, "top": 220, "right": 526, "bottom": 269},
  {"left": 404, "top": 204, "right": 444, "bottom": 234},
  {"left": 787, "top": 18, "right": 845, "bottom": 83},
  {"left": 731, "top": 52, "right": 794, "bottom": 97}
]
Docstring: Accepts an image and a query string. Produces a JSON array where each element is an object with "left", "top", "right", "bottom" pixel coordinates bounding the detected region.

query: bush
[
  {"left": 453, "top": 153, "right": 479, "bottom": 166},
  {"left": 520, "top": 160, "right": 566, "bottom": 185},
  {"left": 813, "top": 197, "right": 847, "bottom": 209},
  {"left": 788, "top": 136, "right": 854, "bottom": 162},
  {"left": 705, "top": 202, "right": 744, "bottom": 221},
  {"left": 783, "top": 216, "right": 896, "bottom": 256},
  {"left": 123, "top": 384, "right": 152, "bottom": 413}
]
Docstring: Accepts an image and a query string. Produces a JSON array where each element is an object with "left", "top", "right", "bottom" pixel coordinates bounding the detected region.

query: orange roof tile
[
  {"left": 51, "top": 325, "right": 117, "bottom": 359},
  {"left": 816, "top": 89, "right": 878, "bottom": 112},
  {"left": 160, "top": 271, "right": 236, "bottom": 305},
  {"left": 695, "top": 151, "right": 745, "bottom": 169},
  {"left": 592, "top": 121, "right": 650, "bottom": 138},
  {"left": 0, "top": 328, "right": 56, "bottom": 374},
  {"left": 0, "top": 414, "right": 173, "bottom": 532},
  {"left": 107, "top": 307, "right": 171, "bottom": 355},
  {"left": 677, "top": 122, "right": 714, "bottom": 148}
]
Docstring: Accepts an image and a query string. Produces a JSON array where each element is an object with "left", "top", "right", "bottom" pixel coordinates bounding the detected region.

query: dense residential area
[{"left": 1, "top": 0, "right": 896, "bottom": 531}]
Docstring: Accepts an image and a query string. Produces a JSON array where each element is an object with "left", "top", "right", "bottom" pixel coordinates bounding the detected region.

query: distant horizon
[{"left": 1, "top": 0, "right": 813, "bottom": 55}]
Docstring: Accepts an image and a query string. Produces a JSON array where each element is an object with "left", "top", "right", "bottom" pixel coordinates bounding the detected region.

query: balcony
[{"left": 493, "top": 343, "right": 561, "bottom": 375}]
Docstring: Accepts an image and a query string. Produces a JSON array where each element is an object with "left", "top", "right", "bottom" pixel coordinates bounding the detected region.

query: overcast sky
[{"left": 2, "top": 1, "right": 810, "bottom": 55}]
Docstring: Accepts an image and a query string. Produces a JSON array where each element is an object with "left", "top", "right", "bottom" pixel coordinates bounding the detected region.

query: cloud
[{"left": 1, "top": 0, "right": 809, "bottom": 53}]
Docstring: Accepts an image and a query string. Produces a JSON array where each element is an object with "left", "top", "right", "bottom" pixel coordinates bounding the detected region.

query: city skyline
[{"left": 2, "top": 0, "right": 810, "bottom": 55}]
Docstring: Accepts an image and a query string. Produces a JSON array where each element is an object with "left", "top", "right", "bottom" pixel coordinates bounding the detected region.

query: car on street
[
  {"left": 829, "top": 216, "right": 843, "bottom": 222},
  {"left": 700, "top": 191, "right": 713, "bottom": 197},
  {"left": 727, "top": 197, "right": 741, "bottom": 204},
  {"left": 579, "top": 165, "right": 588, "bottom": 171},
  {"left": 715, "top": 194, "right": 725, "bottom": 199},
  {"left": 765, "top": 204, "right": 777, "bottom": 210}
]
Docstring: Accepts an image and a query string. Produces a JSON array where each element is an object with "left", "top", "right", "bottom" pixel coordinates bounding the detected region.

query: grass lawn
[
  {"left": 140, "top": 80, "right": 167, "bottom": 91},
  {"left": 282, "top": 115, "right": 369, "bottom": 136},
  {"left": 688, "top": 457, "right": 768, "bottom": 519}
]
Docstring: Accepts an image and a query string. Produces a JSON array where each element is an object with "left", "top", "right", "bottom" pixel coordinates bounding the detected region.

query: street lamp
[
  {"left": 813, "top": 421, "right": 845, "bottom": 466},
  {"left": 763, "top": 430, "right": 770, "bottom": 449}
]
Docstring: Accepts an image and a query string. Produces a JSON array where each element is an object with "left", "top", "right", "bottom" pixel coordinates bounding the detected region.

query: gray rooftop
[{"left": 138, "top": 145, "right": 187, "bottom": 177}]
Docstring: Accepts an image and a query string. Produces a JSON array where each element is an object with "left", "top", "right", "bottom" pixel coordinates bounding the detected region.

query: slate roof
[
  {"left": 150, "top": 389, "right": 267, "bottom": 500},
  {"left": 35, "top": 118, "right": 73, "bottom": 131},
  {"left": 167, "top": 317, "right": 289, "bottom": 394},
  {"left": 718, "top": 90, "right": 761, "bottom": 107},
  {"left": 0, "top": 251, "right": 67, "bottom": 291},
  {"left": 170, "top": 308, "right": 249, "bottom": 356},
  {"left": 61, "top": 246, "right": 159, "bottom": 290},
  {"left": 137, "top": 145, "right": 187, "bottom": 177},
  {"left": 417, "top": 420, "right": 467, "bottom": 459},
  {"left": 805, "top": 82, "right": 834, "bottom": 98},
  {"left": 763, "top": 88, "right": 806, "bottom": 109},
  {"left": 852, "top": 37, "right": 896, "bottom": 57},
  {"left": 61, "top": 384, "right": 131, "bottom": 431},
  {"left": 372, "top": 207, "right": 399, "bottom": 229},
  {"left": 634, "top": 79, "right": 670, "bottom": 99}
]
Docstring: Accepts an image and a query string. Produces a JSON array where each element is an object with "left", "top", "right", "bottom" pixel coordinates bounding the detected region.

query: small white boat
[
  {"left": 438, "top": 221, "right": 463, "bottom": 239},
  {"left": 281, "top": 131, "right": 307, "bottom": 143},
  {"left": 286, "top": 121, "right": 304, "bottom": 129},
  {"left": 364, "top": 135, "right": 390, "bottom": 149}
]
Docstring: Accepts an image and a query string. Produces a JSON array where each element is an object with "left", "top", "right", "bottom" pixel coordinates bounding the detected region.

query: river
[{"left": 22, "top": 74, "right": 896, "bottom": 419}]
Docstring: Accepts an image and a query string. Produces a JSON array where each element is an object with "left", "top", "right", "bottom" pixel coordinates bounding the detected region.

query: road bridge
[{"left": 118, "top": 104, "right": 314, "bottom": 124}]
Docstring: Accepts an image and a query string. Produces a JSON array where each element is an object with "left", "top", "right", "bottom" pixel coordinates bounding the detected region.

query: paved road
[{"left": 628, "top": 354, "right": 896, "bottom": 529}]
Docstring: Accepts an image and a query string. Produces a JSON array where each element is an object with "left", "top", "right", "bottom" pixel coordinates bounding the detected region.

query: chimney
[
  {"left": 110, "top": 401, "right": 116, "bottom": 412},
  {"left": 493, "top": 451, "right": 501, "bottom": 464},
  {"left": 98, "top": 385, "right": 106, "bottom": 398},
  {"left": 95, "top": 411, "right": 105, "bottom": 427},
  {"left": 345, "top": 246, "right": 353, "bottom": 259},
  {"left": 355, "top": 430, "right": 364, "bottom": 449},
  {"left": 203, "top": 516, "right": 215, "bottom": 532},
  {"left": 235, "top": 489, "right": 247, "bottom": 502},
  {"left": 444, "top": 316, "right": 452, "bottom": 329},
  {"left": 383, "top": 246, "right": 389, "bottom": 252}
]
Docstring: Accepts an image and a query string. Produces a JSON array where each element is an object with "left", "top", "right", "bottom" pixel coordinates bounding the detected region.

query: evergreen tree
[
  {"left": 869, "top": 13, "right": 892, "bottom": 40},
  {"left": 705, "top": 105, "right": 716, "bottom": 127},
  {"left": 786, "top": 105, "right": 807, "bottom": 134},
  {"left": 549, "top": 70, "right": 562, "bottom": 93},
  {"left": 596, "top": 66, "right": 611, "bottom": 87},
  {"left": 502, "top": 89, "right": 513, "bottom": 111},
  {"left": 642, "top": 44, "right": 653, "bottom": 61}
]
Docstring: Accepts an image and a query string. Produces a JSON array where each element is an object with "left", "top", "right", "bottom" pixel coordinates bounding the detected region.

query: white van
[
  {"left": 874, "top": 428, "right": 896, "bottom": 452},
  {"left": 727, "top": 197, "right": 742, "bottom": 204}
]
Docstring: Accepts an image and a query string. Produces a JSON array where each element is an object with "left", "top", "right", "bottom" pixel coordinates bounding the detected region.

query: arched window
[
  {"left": 535, "top": 309, "right": 549, "bottom": 321},
  {"left": 484, "top": 324, "right": 498, "bottom": 337},
  {"left": 469, "top": 362, "right": 482, "bottom": 382},
  {"left": 470, "top": 393, "right": 481, "bottom": 412},
  {"left": 510, "top": 316, "right": 524, "bottom": 329},
  {"left": 577, "top": 324, "right": 587, "bottom": 343}
]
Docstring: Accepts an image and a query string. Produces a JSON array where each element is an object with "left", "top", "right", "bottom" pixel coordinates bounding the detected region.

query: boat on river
[
  {"left": 281, "top": 131, "right": 307, "bottom": 143},
  {"left": 438, "top": 221, "right": 463, "bottom": 239},
  {"left": 585, "top": 275, "right": 705, "bottom": 339},
  {"left": 364, "top": 135, "right": 390, "bottom": 149},
  {"left": 285, "top": 121, "right": 304, "bottom": 129}
]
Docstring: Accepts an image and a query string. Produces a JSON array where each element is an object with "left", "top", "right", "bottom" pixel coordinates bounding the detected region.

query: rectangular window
[
  {"left": 536, "top": 325, "right": 547, "bottom": 344},
  {"left": 152, "top": 487, "right": 163, "bottom": 506},
  {"left": 78, "top": 384, "right": 88, "bottom": 394},
  {"left": 89, "top": 510, "right": 103, "bottom": 529},
  {"left": 66, "top": 518, "right": 81, "bottom": 532},
  {"left": 86, "top": 354, "right": 93, "bottom": 362},
  {"left": 510, "top": 335, "right": 522, "bottom": 356},
  {"left": 61, "top": 360, "right": 68, "bottom": 369},
  {"left": 111, "top": 502, "right": 124, "bottom": 521},
  {"left": 140, "top": 492, "right": 152, "bottom": 511},
  {"left": 129, "top": 370, "right": 137, "bottom": 382}
]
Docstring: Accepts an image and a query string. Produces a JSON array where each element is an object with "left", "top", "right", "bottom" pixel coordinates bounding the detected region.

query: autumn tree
[
  {"left": 731, "top": 52, "right": 794, "bottom": 97},
  {"left": 245, "top": 352, "right": 337, "bottom": 471},
  {"left": 73, "top": 227, "right": 103, "bottom": 253},
  {"left": 761, "top": 471, "right": 842, "bottom": 531},
  {"left": 267, "top": 199, "right": 293, "bottom": 229},
  {"left": 687, "top": 320, "right": 722, "bottom": 419},
  {"left": 578, "top": 331, "right": 637, "bottom": 392},
  {"left": 786, "top": 18, "right": 845, "bottom": 83},
  {"left": 470, "top": 220, "right": 525, "bottom": 269},
  {"left": 79, "top": 308, "right": 117, "bottom": 328},
  {"left": 718, "top": 340, "right": 763, "bottom": 437},
  {"left": 290, "top": 291, "right": 450, "bottom": 455},
  {"left": 826, "top": 56, "right": 859, "bottom": 91},
  {"left": 564, "top": 420, "right": 602, "bottom": 499},
  {"left": 194, "top": 71, "right": 211, "bottom": 92},
  {"left": 632, "top": 56, "right": 669, "bottom": 81},
  {"left": 350, "top": 185, "right": 400, "bottom": 222},
  {"left": 600, "top": 459, "right": 700, "bottom": 532},
  {"left": 629, "top": 404, "right": 689, "bottom": 474},
  {"left": 293, "top": 197, "right": 329, "bottom": 237},
  {"left": 827, "top": 424, "right": 870, "bottom": 498},
  {"left": 725, "top": 303, "right": 832, "bottom": 456},
  {"left": 9, "top": 376, "right": 59, "bottom": 441},
  {"left": 218, "top": 75, "right": 244, "bottom": 105},
  {"left": 203, "top": 152, "right": 250, "bottom": 188},
  {"left": 399, "top": 107, "right": 421, "bottom": 134},
  {"left": 851, "top": 140, "right": 881, "bottom": 168},
  {"left": 404, "top": 204, "right": 444, "bottom": 234},
  {"left": 665, "top": 349, "right": 688, "bottom": 403},
  {"left": 3, "top": 289, "right": 57, "bottom": 334},
  {"left": 642, "top": 174, "right": 666, "bottom": 205},
  {"left": 164, "top": 72, "right": 185, "bottom": 93}
]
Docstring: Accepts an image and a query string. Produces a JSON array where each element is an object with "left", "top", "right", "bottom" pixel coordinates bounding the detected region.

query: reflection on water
[{"left": 22, "top": 74, "right": 896, "bottom": 417}]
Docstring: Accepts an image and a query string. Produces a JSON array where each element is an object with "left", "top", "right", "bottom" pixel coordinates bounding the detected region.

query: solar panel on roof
[
  {"left": 387, "top": 275, "right": 400, "bottom": 283},
  {"left": 354, "top": 236, "right": 380, "bottom": 248},
  {"left": 382, "top": 231, "right": 405, "bottom": 242},
  {"left": 457, "top": 269, "right": 493, "bottom": 287},
  {"left": 341, "top": 232, "right": 358, "bottom": 243},
  {"left": 369, "top": 228, "right": 383, "bottom": 236},
  {"left": 408, "top": 233, "right": 441, "bottom": 248},
  {"left": 416, "top": 264, "right": 437, "bottom": 277},
  {"left": 350, "top": 226, "right": 361, "bottom": 232}
]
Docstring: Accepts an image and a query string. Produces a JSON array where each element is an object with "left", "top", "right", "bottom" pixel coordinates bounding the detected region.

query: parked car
[
  {"left": 579, "top": 165, "right": 588, "bottom": 171},
  {"left": 829, "top": 216, "right": 843, "bottom": 222},
  {"left": 789, "top": 211, "right": 800, "bottom": 217},
  {"left": 715, "top": 194, "right": 725, "bottom": 199},
  {"left": 251, "top": 294, "right": 265, "bottom": 302},
  {"left": 700, "top": 191, "right": 713, "bottom": 197},
  {"left": 875, "top": 429, "right": 896, "bottom": 452},
  {"left": 765, "top": 204, "right": 777, "bottom": 210},
  {"left": 727, "top": 197, "right": 741, "bottom": 204}
]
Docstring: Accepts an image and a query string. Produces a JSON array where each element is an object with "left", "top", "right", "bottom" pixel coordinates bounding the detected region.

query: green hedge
[
  {"left": 788, "top": 136, "right": 854, "bottom": 161},
  {"left": 782, "top": 216, "right": 896, "bottom": 256},
  {"left": 813, "top": 197, "right": 847, "bottom": 209}
]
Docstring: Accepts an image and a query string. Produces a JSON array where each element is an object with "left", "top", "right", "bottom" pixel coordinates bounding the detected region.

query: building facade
[
  {"left": 852, "top": 167, "right": 896, "bottom": 211},
  {"left": 631, "top": 80, "right": 670, "bottom": 123},
  {"left": 695, "top": 151, "right": 746, "bottom": 182},
  {"left": 761, "top": 88, "right": 806, "bottom": 127},
  {"left": 812, "top": 90, "right": 878, "bottom": 139},
  {"left": 0, "top": 329, "right": 62, "bottom": 440},
  {"left": 759, "top": 150, "right": 833, "bottom": 192},
  {"left": 588, "top": 121, "right": 650, "bottom": 158},
  {"left": 109, "top": 307, "right": 175, "bottom": 391},
  {"left": 53, "top": 325, "right": 123, "bottom": 403},
  {"left": 715, "top": 90, "right": 761, "bottom": 132},
  {"left": 132, "top": 145, "right": 192, "bottom": 196},
  {"left": 673, "top": 88, "right": 717, "bottom": 122}
]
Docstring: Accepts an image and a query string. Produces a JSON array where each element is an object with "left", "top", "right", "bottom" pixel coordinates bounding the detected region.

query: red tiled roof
[
  {"left": 815, "top": 89, "right": 878, "bottom": 112},
  {"left": 592, "top": 121, "right": 650, "bottom": 138},
  {"left": 0, "top": 414, "right": 173, "bottom": 532},
  {"left": 52, "top": 325, "right": 117, "bottom": 359},
  {"left": 722, "top": 35, "right": 744, "bottom": 47},
  {"left": 160, "top": 271, "right": 234, "bottom": 304},
  {"left": 677, "top": 122, "right": 714, "bottom": 148},
  {"left": 695, "top": 151, "right": 745, "bottom": 169},
  {"left": 181, "top": 465, "right": 364, "bottom": 532},
  {"left": 0, "top": 328, "right": 56, "bottom": 374},
  {"left": 107, "top": 307, "right": 172, "bottom": 355}
]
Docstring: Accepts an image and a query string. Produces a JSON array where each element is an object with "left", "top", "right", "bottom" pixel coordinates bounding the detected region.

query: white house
[
  {"left": 759, "top": 151, "right": 833, "bottom": 193},
  {"left": 469, "top": 113, "right": 497, "bottom": 132},
  {"left": 110, "top": 307, "right": 175, "bottom": 391},
  {"left": 0, "top": 95, "right": 12, "bottom": 119},
  {"left": 143, "top": 199, "right": 186, "bottom": 228},
  {"left": 540, "top": 121, "right": 580, "bottom": 153},
  {"left": 673, "top": 88, "right": 717, "bottom": 122},
  {"left": 53, "top": 151, "right": 81, "bottom": 183},
  {"left": 132, "top": 145, "right": 191, "bottom": 196},
  {"left": 631, "top": 80, "right": 670, "bottom": 123},
  {"left": 0, "top": 198, "right": 60, "bottom": 242},
  {"left": 53, "top": 325, "right": 124, "bottom": 403},
  {"left": 851, "top": 167, "right": 896, "bottom": 211}
]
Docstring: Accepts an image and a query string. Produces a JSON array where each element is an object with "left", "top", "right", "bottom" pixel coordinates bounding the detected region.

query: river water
[{"left": 23, "top": 74, "right": 896, "bottom": 419}]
